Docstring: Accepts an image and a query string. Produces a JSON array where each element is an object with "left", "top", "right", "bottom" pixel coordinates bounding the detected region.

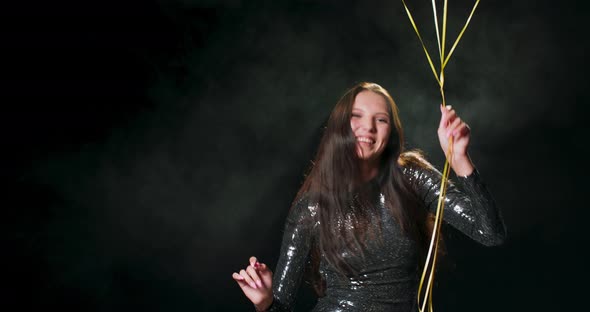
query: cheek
[
  {"left": 379, "top": 126, "right": 391, "bottom": 143},
  {"left": 350, "top": 120, "right": 359, "bottom": 133}
]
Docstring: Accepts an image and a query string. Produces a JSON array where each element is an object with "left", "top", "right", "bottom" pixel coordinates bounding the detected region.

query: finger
[
  {"left": 232, "top": 272, "right": 249, "bottom": 289},
  {"left": 232, "top": 272, "right": 245, "bottom": 281},
  {"left": 452, "top": 123, "right": 470, "bottom": 138},
  {"left": 247, "top": 265, "right": 264, "bottom": 289},
  {"left": 446, "top": 117, "right": 462, "bottom": 137},
  {"left": 439, "top": 105, "right": 456, "bottom": 129},
  {"left": 240, "top": 269, "right": 258, "bottom": 289},
  {"left": 255, "top": 263, "right": 272, "bottom": 278}
]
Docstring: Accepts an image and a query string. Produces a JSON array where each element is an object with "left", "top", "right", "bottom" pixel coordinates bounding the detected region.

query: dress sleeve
[
  {"left": 402, "top": 161, "right": 507, "bottom": 246},
  {"left": 268, "top": 197, "right": 317, "bottom": 312}
]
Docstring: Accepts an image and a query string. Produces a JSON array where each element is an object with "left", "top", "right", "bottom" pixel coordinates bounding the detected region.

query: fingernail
[
  {"left": 257, "top": 280, "right": 263, "bottom": 287},
  {"left": 250, "top": 282, "right": 257, "bottom": 289},
  {"left": 446, "top": 105, "right": 452, "bottom": 110}
]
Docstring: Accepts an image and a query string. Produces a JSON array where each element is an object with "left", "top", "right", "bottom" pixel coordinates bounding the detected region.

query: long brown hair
[{"left": 292, "top": 82, "right": 432, "bottom": 295}]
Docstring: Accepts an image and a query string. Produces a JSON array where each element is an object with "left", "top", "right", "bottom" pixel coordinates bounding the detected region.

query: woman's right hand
[{"left": 232, "top": 256, "right": 274, "bottom": 311}]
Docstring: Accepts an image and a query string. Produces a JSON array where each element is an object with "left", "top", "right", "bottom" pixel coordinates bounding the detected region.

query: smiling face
[{"left": 350, "top": 90, "right": 392, "bottom": 162}]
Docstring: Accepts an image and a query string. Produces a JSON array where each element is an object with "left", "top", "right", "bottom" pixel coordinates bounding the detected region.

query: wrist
[
  {"left": 254, "top": 297, "right": 273, "bottom": 312},
  {"left": 451, "top": 153, "right": 474, "bottom": 177}
]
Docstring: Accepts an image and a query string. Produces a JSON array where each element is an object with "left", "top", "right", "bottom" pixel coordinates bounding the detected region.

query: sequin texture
[{"left": 269, "top": 159, "right": 506, "bottom": 312}]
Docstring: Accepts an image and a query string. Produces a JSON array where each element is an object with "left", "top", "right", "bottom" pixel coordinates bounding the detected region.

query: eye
[
  {"left": 351, "top": 113, "right": 361, "bottom": 118},
  {"left": 377, "top": 118, "right": 389, "bottom": 123}
]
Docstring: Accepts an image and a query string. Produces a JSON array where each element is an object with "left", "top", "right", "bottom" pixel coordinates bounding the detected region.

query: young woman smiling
[{"left": 232, "top": 82, "right": 506, "bottom": 312}]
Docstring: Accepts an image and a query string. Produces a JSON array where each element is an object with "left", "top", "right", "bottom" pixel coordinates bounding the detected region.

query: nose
[{"left": 361, "top": 116, "right": 376, "bottom": 133}]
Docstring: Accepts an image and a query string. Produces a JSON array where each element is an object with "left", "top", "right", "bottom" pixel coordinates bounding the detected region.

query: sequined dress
[{"left": 268, "top": 158, "right": 506, "bottom": 312}]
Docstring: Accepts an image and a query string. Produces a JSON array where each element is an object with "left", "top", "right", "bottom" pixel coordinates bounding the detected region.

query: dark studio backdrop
[{"left": 3, "top": 0, "right": 588, "bottom": 311}]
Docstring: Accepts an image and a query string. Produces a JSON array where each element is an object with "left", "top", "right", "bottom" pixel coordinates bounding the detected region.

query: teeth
[{"left": 357, "top": 137, "right": 375, "bottom": 144}]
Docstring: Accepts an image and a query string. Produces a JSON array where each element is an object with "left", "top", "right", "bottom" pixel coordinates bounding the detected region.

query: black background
[{"left": 3, "top": 0, "right": 588, "bottom": 311}]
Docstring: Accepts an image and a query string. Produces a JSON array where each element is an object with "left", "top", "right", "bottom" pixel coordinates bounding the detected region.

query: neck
[{"left": 359, "top": 158, "right": 379, "bottom": 182}]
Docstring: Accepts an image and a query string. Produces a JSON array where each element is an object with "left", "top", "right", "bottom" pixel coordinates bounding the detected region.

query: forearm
[
  {"left": 402, "top": 157, "right": 506, "bottom": 246},
  {"left": 267, "top": 198, "right": 315, "bottom": 311},
  {"left": 453, "top": 169, "right": 506, "bottom": 246}
]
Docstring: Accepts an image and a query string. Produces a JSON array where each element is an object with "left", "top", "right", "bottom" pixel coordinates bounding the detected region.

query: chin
[{"left": 357, "top": 153, "right": 377, "bottom": 161}]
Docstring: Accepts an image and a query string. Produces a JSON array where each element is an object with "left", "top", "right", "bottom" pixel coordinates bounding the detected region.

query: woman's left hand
[{"left": 438, "top": 104, "right": 474, "bottom": 176}]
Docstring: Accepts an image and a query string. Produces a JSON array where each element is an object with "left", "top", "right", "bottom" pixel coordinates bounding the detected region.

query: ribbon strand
[{"left": 400, "top": 1, "right": 481, "bottom": 311}]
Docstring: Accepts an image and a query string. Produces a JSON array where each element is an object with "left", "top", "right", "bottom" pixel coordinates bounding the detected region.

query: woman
[{"left": 232, "top": 82, "right": 506, "bottom": 311}]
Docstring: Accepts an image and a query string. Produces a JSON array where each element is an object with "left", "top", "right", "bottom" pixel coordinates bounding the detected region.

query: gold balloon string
[
  {"left": 400, "top": 0, "right": 481, "bottom": 311},
  {"left": 415, "top": 140, "right": 452, "bottom": 312}
]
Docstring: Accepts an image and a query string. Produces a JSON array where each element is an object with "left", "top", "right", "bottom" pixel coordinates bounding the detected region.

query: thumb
[
  {"left": 257, "top": 263, "right": 272, "bottom": 275},
  {"left": 439, "top": 104, "right": 452, "bottom": 129},
  {"left": 256, "top": 263, "right": 273, "bottom": 281}
]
